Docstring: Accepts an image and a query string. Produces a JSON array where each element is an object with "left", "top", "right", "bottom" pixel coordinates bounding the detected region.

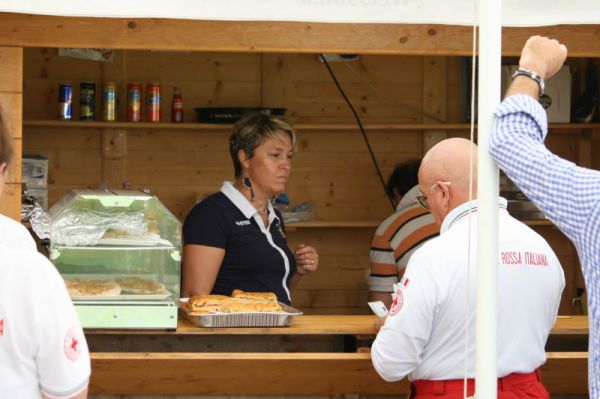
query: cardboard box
[
  {"left": 501, "top": 65, "right": 571, "bottom": 123},
  {"left": 22, "top": 155, "right": 48, "bottom": 189}
]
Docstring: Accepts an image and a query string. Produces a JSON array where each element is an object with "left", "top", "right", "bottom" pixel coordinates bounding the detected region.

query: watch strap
[{"left": 512, "top": 68, "right": 545, "bottom": 96}]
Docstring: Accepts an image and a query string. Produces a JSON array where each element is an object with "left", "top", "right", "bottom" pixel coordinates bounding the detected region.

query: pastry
[
  {"left": 231, "top": 289, "right": 278, "bottom": 303},
  {"left": 116, "top": 277, "right": 166, "bottom": 295},
  {"left": 227, "top": 299, "right": 282, "bottom": 313},
  {"left": 187, "top": 294, "right": 232, "bottom": 313},
  {"left": 66, "top": 279, "right": 121, "bottom": 297}
]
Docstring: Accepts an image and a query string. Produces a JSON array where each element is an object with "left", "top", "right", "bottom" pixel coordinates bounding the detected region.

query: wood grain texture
[
  {"left": 87, "top": 350, "right": 588, "bottom": 395},
  {"left": 2, "top": 14, "right": 600, "bottom": 56}
]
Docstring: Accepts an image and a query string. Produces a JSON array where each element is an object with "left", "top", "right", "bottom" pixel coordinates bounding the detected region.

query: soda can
[
  {"left": 58, "top": 84, "right": 72, "bottom": 120},
  {"left": 79, "top": 82, "right": 96, "bottom": 120},
  {"left": 146, "top": 82, "right": 161, "bottom": 122},
  {"left": 103, "top": 82, "right": 117, "bottom": 121},
  {"left": 127, "top": 83, "right": 142, "bottom": 122}
]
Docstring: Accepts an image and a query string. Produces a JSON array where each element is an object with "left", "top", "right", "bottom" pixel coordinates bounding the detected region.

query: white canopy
[{"left": 2, "top": 0, "right": 599, "bottom": 26}]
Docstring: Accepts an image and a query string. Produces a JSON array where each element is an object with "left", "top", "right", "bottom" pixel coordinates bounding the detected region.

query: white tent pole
[{"left": 475, "top": 0, "right": 501, "bottom": 397}]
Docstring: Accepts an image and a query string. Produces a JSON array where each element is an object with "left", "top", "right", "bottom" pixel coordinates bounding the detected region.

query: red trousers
[{"left": 409, "top": 369, "right": 549, "bottom": 399}]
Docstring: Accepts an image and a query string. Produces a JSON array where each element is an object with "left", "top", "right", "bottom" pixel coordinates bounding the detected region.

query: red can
[
  {"left": 127, "top": 83, "right": 142, "bottom": 122},
  {"left": 146, "top": 82, "right": 161, "bottom": 122}
]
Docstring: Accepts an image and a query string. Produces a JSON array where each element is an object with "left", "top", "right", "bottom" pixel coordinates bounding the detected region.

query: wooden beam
[
  {"left": 1, "top": 14, "right": 600, "bottom": 56},
  {"left": 0, "top": 47, "right": 23, "bottom": 221},
  {"left": 89, "top": 351, "right": 588, "bottom": 396},
  {"left": 90, "top": 352, "right": 409, "bottom": 395}
]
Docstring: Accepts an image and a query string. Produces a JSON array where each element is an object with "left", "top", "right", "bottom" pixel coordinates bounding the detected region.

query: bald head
[{"left": 418, "top": 138, "right": 478, "bottom": 224}]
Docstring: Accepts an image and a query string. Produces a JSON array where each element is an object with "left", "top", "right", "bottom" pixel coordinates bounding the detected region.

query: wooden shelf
[
  {"left": 286, "top": 219, "right": 553, "bottom": 229},
  {"left": 23, "top": 120, "right": 231, "bottom": 130},
  {"left": 286, "top": 220, "right": 380, "bottom": 229},
  {"left": 23, "top": 119, "right": 600, "bottom": 133}
]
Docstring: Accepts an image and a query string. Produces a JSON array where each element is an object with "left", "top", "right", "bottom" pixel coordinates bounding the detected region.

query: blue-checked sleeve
[{"left": 490, "top": 94, "right": 600, "bottom": 245}]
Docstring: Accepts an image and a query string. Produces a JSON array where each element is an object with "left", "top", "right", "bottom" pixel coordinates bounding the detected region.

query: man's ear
[
  {"left": 0, "top": 162, "right": 6, "bottom": 174},
  {"left": 237, "top": 149, "right": 250, "bottom": 169}
]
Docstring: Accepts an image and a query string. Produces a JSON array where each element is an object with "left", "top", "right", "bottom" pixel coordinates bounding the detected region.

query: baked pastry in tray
[
  {"left": 66, "top": 278, "right": 122, "bottom": 297},
  {"left": 116, "top": 277, "right": 166, "bottom": 295},
  {"left": 231, "top": 289, "right": 278, "bottom": 303},
  {"left": 186, "top": 292, "right": 283, "bottom": 314}
]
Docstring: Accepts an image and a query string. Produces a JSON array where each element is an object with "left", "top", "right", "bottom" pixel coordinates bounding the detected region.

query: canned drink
[
  {"left": 103, "top": 82, "right": 117, "bottom": 121},
  {"left": 58, "top": 84, "right": 72, "bottom": 120},
  {"left": 127, "top": 83, "right": 142, "bottom": 122},
  {"left": 79, "top": 82, "right": 96, "bottom": 120},
  {"left": 146, "top": 82, "right": 161, "bottom": 122}
]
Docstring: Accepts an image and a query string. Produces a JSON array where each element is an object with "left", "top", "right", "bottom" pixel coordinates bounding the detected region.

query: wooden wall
[
  {"left": 0, "top": 47, "right": 23, "bottom": 219},
  {"left": 22, "top": 48, "right": 587, "bottom": 314}
]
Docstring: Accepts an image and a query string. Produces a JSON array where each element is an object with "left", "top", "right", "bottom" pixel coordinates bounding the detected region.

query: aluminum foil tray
[{"left": 180, "top": 300, "right": 302, "bottom": 328}]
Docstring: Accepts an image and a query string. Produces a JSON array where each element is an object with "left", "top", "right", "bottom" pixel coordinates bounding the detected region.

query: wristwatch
[{"left": 512, "top": 68, "right": 545, "bottom": 97}]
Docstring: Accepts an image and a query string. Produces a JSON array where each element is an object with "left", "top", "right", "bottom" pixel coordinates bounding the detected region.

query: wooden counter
[
  {"left": 87, "top": 314, "right": 588, "bottom": 336},
  {"left": 87, "top": 314, "right": 589, "bottom": 395}
]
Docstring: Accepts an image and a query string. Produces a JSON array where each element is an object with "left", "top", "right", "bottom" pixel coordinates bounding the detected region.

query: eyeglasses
[{"left": 415, "top": 181, "right": 451, "bottom": 209}]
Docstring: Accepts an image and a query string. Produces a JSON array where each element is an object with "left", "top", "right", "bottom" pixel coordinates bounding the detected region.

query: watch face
[{"left": 539, "top": 94, "right": 552, "bottom": 109}]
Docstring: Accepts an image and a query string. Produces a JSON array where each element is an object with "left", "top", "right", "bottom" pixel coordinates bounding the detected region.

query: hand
[
  {"left": 295, "top": 244, "right": 319, "bottom": 275},
  {"left": 519, "top": 35, "right": 567, "bottom": 80}
]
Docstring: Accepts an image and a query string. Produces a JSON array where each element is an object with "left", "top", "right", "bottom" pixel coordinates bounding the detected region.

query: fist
[{"left": 519, "top": 35, "right": 567, "bottom": 80}]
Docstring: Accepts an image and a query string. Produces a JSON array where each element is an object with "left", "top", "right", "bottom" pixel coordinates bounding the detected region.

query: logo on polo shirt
[
  {"left": 235, "top": 220, "right": 251, "bottom": 226},
  {"left": 0, "top": 318, "right": 4, "bottom": 336},
  {"left": 388, "top": 290, "right": 404, "bottom": 316},
  {"left": 64, "top": 327, "right": 83, "bottom": 362}
]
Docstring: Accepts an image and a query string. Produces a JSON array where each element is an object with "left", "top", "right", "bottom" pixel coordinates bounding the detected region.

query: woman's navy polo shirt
[{"left": 183, "top": 182, "right": 296, "bottom": 304}]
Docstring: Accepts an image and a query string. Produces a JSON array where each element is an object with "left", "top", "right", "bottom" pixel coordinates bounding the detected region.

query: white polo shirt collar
[
  {"left": 220, "top": 181, "right": 278, "bottom": 225},
  {"left": 440, "top": 197, "right": 508, "bottom": 234}
]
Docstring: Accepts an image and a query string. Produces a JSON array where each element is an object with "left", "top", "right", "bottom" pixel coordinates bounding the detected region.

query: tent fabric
[{"left": 2, "top": 0, "right": 599, "bottom": 26}]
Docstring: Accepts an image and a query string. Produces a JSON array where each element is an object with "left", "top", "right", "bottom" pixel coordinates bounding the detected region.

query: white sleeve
[
  {"left": 34, "top": 257, "right": 90, "bottom": 398},
  {"left": 371, "top": 257, "right": 437, "bottom": 382}
]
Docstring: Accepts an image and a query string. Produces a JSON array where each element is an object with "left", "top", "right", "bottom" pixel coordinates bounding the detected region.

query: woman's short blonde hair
[{"left": 229, "top": 112, "right": 296, "bottom": 178}]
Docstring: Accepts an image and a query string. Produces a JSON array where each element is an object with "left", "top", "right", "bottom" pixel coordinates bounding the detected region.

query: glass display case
[{"left": 48, "top": 189, "right": 181, "bottom": 329}]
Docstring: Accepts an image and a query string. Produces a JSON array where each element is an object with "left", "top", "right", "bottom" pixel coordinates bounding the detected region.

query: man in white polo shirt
[
  {"left": 0, "top": 111, "right": 90, "bottom": 398},
  {"left": 371, "top": 138, "right": 564, "bottom": 398}
]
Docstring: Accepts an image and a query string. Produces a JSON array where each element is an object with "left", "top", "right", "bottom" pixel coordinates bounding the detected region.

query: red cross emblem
[
  {"left": 64, "top": 327, "right": 82, "bottom": 361},
  {"left": 388, "top": 290, "right": 404, "bottom": 316}
]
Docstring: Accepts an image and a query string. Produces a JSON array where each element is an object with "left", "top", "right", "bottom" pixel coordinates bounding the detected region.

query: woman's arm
[{"left": 182, "top": 244, "right": 225, "bottom": 297}]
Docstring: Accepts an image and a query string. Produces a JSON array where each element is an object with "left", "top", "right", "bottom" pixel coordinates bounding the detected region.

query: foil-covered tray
[{"left": 179, "top": 299, "right": 302, "bottom": 328}]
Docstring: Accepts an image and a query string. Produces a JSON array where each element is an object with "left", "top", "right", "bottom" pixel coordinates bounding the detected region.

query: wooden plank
[
  {"left": 0, "top": 47, "right": 23, "bottom": 92},
  {"left": 542, "top": 352, "right": 588, "bottom": 394},
  {"left": 3, "top": 14, "right": 600, "bottom": 56},
  {"left": 88, "top": 351, "right": 587, "bottom": 395},
  {"left": 0, "top": 47, "right": 22, "bottom": 220},
  {"left": 0, "top": 182, "right": 21, "bottom": 220},
  {"left": 90, "top": 352, "right": 409, "bottom": 396},
  {"left": 261, "top": 54, "right": 289, "bottom": 109},
  {"left": 423, "top": 56, "right": 447, "bottom": 152}
]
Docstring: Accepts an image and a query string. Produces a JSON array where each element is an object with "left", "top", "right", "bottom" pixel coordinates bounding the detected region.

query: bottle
[{"left": 171, "top": 87, "right": 184, "bottom": 123}]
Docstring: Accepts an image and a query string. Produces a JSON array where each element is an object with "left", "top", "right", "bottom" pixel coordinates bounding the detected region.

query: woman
[{"left": 182, "top": 112, "right": 319, "bottom": 305}]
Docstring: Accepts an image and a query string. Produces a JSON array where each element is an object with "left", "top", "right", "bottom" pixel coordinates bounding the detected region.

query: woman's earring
[{"left": 242, "top": 176, "right": 255, "bottom": 201}]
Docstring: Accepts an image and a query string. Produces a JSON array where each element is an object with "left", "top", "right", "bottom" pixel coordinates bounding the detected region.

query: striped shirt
[
  {"left": 491, "top": 94, "right": 600, "bottom": 397},
  {"left": 369, "top": 185, "right": 439, "bottom": 292}
]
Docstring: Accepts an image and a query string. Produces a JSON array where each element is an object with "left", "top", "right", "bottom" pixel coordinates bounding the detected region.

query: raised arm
[{"left": 490, "top": 36, "right": 600, "bottom": 244}]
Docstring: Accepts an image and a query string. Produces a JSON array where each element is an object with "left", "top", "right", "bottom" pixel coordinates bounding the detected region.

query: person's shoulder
[
  {"left": 0, "top": 213, "right": 27, "bottom": 232},
  {"left": 376, "top": 203, "right": 433, "bottom": 234},
  {"left": 185, "top": 192, "right": 229, "bottom": 217},
  {"left": 2, "top": 248, "right": 61, "bottom": 281}
]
